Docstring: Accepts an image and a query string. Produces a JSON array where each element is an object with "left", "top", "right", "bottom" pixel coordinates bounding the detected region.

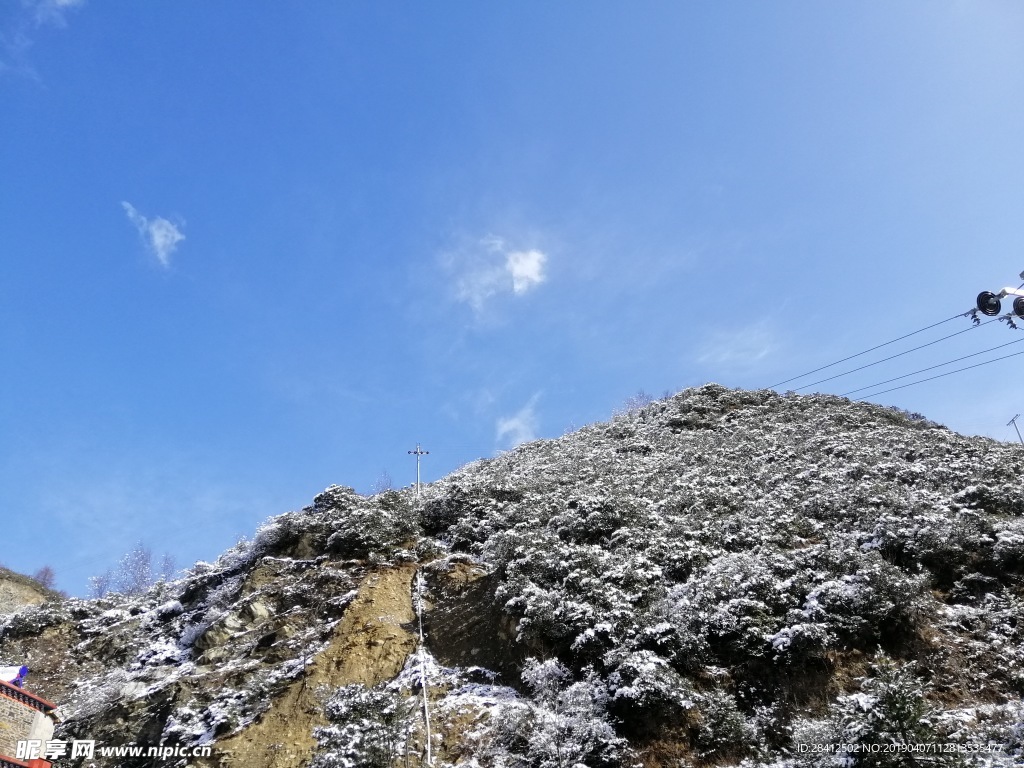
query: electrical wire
[
  {"left": 851, "top": 348, "right": 1024, "bottom": 400},
  {"left": 767, "top": 311, "right": 967, "bottom": 389},
  {"left": 840, "top": 336, "right": 1024, "bottom": 396},
  {"left": 792, "top": 317, "right": 998, "bottom": 392}
]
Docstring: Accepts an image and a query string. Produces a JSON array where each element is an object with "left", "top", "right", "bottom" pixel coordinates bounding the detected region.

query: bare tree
[
  {"left": 159, "top": 553, "right": 176, "bottom": 582},
  {"left": 88, "top": 569, "right": 113, "bottom": 599},
  {"left": 32, "top": 566, "right": 56, "bottom": 590},
  {"left": 371, "top": 469, "right": 394, "bottom": 495},
  {"left": 615, "top": 389, "right": 654, "bottom": 416},
  {"left": 88, "top": 542, "right": 176, "bottom": 598},
  {"left": 114, "top": 543, "right": 153, "bottom": 596}
]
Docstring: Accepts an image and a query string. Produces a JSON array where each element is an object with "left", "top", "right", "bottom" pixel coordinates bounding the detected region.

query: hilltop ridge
[
  {"left": 2, "top": 385, "right": 1023, "bottom": 767},
  {"left": 0, "top": 566, "right": 60, "bottom": 616}
]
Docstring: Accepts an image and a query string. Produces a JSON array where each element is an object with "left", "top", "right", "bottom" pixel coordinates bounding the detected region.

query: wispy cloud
[
  {"left": 30, "top": 0, "right": 85, "bottom": 26},
  {"left": 1, "top": 0, "right": 83, "bottom": 77},
  {"left": 496, "top": 394, "right": 541, "bottom": 449},
  {"left": 443, "top": 235, "right": 548, "bottom": 312},
  {"left": 122, "top": 202, "right": 186, "bottom": 268},
  {"left": 696, "top": 322, "right": 778, "bottom": 367}
]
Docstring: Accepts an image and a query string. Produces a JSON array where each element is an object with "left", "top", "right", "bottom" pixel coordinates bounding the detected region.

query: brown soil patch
[{"left": 201, "top": 564, "right": 418, "bottom": 768}]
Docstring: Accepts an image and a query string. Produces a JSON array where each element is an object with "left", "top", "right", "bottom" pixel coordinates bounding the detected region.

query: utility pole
[
  {"left": 407, "top": 444, "right": 429, "bottom": 496},
  {"left": 1009, "top": 415, "right": 1024, "bottom": 446}
]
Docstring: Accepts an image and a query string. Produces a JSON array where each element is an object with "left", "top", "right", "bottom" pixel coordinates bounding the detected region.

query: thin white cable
[{"left": 416, "top": 571, "right": 433, "bottom": 766}]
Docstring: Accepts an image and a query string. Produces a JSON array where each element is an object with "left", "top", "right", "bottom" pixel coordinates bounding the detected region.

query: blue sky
[{"left": 3, "top": 2, "right": 1024, "bottom": 594}]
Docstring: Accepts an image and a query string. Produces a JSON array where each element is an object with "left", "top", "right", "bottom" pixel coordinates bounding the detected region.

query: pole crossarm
[
  {"left": 407, "top": 443, "right": 429, "bottom": 496},
  {"left": 1008, "top": 415, "right": 1024, "bottom": 446}
]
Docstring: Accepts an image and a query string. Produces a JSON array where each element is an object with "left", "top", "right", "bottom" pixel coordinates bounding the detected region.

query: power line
[
  {"left": 840, "top": 336, "right": 1024, "bottom": 396},
  {"left": 793, "top": 317, "right": 998, "bottom": 392},
  {"left": 851, "top": 348, "right": 1024, "bottom": 400},
  {"left": 767, "top": 312, "right": 966, "bottom": 389}
]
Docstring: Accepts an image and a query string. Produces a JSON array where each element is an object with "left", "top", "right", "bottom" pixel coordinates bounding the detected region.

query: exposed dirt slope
[{"left": 201, "top": 564, "right": 418, "bottom": 768}]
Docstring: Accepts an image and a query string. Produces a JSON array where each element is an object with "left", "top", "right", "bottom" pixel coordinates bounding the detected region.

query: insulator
[
  {"left": 977, "top": 291, "right": 1002, "bottom": 316},
  {"left": 1013, "top": 297, "right": 1024, "bottom": 318}
]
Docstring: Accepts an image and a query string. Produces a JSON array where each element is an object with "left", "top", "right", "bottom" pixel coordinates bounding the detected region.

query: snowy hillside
[{"left": 2, "top": 384, "right": 1023, "bottom": 767}]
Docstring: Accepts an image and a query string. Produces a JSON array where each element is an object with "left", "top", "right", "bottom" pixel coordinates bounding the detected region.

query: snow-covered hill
[{"left": 3, "top": 385, "right": 1023, "bottom": 767}]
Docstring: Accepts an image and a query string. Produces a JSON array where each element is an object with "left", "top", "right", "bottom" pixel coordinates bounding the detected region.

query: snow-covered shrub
[
  {"left": 614, "top": 389, "right": 655, "bottom": 417},
  {"left": 605, "top": 649, "right": 697, "bottom": 726},
  {"left": 549, "top": 496, "right": 645, "bottom": 546},
  {"left": 768, "top": 620, "right": 835, "bottom": 662},
  {"left": 154, "top": 598, "right": 184, "bottom": 620},
  {"left": 311, "top": 684, "right": 413, "bottom": 768},
  {"left": 238, "top": 484, "right": 418, "bottom": 562},
  {"left": 423, "top": 484, "right": 514, "bottom": 549},
  {"left": 951, "top": 700, "right": 1024, "bottom": 765},
  {"left": 789, "top": 657, "right": 962, "bottom": 768},
  {"left": 801, "top": 553, "right": 928, "bottom": 648},
  {"left": 626, "top": 620, "right": 697, "bottom": 672},
  {"left": 324, "top": 499, "right": 419, "bottom": 559},
  {"left": 694, "top": 689, "right": 757, "bottom": 761},
  {"left": 790, "top": 717, "right": 847, "bottom": 768},
  {"left": 992, "top": 519, "right": 1024, "bottom": 573},
  {"left": 953, "top": 484, "right": 1024, "bottom": 518},
  {"left": 492, "top": 526, "right": 664, "bottom": 659},
  {"left": 420, "top": 483, "right": 466, "bottom": 532},
  {"left": 488, "top": 659, "right": 626, "bottom": 768},
  {"left": 867, "top": 507, "right": 996, "bottom": 589},
  {"left": 832, "top": 655, "right": 959, "bottom": 768},
  {"left": 662, "top": 551, "right": 805, "bottom": 663},
  {"left": 948, "top": 572, "right": 1001, "bottom": 604},
  {"left": 249, "top": 515, "right": 306, "bottom": 560},
  {"left": 178, "top": 619, "right": 210, "bottom": 649}
]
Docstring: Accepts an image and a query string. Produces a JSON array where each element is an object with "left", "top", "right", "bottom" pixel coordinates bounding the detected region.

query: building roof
[
  {"left": 0, "top": 755, "right": 49, "bottom": 768},
  {"left": 0, "top": 680, "right": 55, "bottom": 713}
]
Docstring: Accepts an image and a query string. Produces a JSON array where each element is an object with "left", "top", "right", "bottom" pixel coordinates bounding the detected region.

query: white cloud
[
  {"left": 496, "top": 394, "right": 541, "bottom": 449},
  {"left": 507, "top": 249, "right": 546, "bottom": 294},
  {"left": 444, "top": 235, "right": 548, "bottom": 311},
  {"left": 122, "top": 201, "right": 185, "bottom": 268}
]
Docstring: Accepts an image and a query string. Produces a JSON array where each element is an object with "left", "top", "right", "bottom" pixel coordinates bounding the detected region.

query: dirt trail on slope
[{"left": 203, "top": 564, "right": 418, "bottom": 768}]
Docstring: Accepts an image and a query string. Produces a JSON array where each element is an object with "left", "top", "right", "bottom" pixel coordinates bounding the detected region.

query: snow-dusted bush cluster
[
  {"left": 789, "top": 655, "right": 963, "bottom": 768},
  {"left": 415, "top": 384, "right": 1024, "bottom": 764},
  {"left": 318, "top": 487, "right": 419, "bottom": 559},
  {"left": 312, "top": 684, "right": 413, "bottom": 768},
  {"left": 483, "top": 658, "right": 626, "bottom": 768},
  {"left": 213, "top": 485, "right": 419, "bottom": 569}
]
